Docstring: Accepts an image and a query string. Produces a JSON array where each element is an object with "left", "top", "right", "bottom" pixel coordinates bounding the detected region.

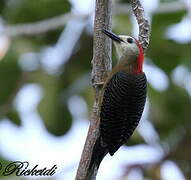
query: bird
[{"left": 88, "top": 29, "right": 147, "bottom": 176}]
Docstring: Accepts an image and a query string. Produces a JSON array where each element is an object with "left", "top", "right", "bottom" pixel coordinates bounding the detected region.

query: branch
[
  {"left": 4, "top": 12, "right": 88, "bottom": 37},
  {"left": 130, "top": 0, "right": 150, "bottom": 52},
  {"left": 75, "top": 0, "right": 112, "bottom": 179}
]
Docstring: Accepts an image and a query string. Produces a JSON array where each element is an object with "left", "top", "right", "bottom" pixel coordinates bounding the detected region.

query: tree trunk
[{"left": 75, "top": 0, "right": 112, "bottom": 179}]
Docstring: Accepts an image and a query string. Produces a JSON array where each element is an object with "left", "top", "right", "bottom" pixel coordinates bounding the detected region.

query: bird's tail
[{"left": 87, "top": 136, "right": 108, "bottom": 179}]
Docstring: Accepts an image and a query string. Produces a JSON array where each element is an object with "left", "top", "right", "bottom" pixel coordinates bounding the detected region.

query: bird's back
[{"left": 100, "top": 71, "right": 147, "bottom": 155}]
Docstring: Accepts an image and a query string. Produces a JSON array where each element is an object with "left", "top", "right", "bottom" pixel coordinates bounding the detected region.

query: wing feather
[{"left": 100, "top": 71, "right": 147, "bottom": 155}]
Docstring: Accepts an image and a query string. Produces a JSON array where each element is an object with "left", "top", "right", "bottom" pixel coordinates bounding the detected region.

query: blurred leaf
[
  {"left": 0, "top": 49, "right": 22, "bottom": 109},
  {"left": 6, "top": 110, "right": 21, "bottom": 126},
  {"left": 0, "top": 156, "right": 11, "bottom": 178},
  {"left": 37, "top": 73, "right": 72, "bottom": 136},
  {"left": 149, "top": 83, "right": 191, "bottom": 139},
  {"left": 0, "top": 0, "right": 6, "bottom": 13},
  {"left": 148, "top": 11, "right": 186, "bottom": 74},
  {"left": 32, "top": 29, "right": 63, "bottom": 45},
  {"left": 3, "top": 0, "right": 71, "bottom": 23}
]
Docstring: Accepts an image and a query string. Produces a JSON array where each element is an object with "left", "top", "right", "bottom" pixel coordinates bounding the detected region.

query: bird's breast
[{"left": 100, "top": 71, "right": 147, "bottom": 155}]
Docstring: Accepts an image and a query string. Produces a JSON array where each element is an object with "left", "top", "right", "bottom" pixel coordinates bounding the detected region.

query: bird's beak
[{"left": 102, "top": 29, "right": 124, "bottom": 43}]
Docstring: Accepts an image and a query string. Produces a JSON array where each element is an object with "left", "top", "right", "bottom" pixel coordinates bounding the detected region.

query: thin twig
[
  {"left": 4, "top": 12, "right": 88, "bottom": 37},
  {"left": 75, "top": 0, "right": 112, "bottom": 179},
  {"left": 130, "top": 0, "right": 150, "bottom": 52}
]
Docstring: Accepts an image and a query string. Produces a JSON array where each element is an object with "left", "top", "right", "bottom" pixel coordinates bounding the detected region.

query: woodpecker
[{"left": 88, "top": 29, "right": 147, "bottom": 175}]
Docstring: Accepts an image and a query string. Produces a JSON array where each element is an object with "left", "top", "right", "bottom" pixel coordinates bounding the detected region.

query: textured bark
[
  {"left": 130, "top": 0, "right": 150, "bottom": 52},
  {"left": 75, "top": 0, "right": 112, "bottom": 179}
]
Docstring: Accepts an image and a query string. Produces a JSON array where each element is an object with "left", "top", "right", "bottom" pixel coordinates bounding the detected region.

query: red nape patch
[{"left": 135, "top": 39, "right": 144, "bottom": 73}]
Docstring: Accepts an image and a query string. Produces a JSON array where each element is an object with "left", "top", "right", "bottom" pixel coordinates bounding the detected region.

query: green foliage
[
  {"left": 0, "top": 0, "right": 5, "bottom": 13},
  {"left": 37, "top": 72, "right": 73, "bottom": 136},
  {"left": 0, "top": 48, "right": 22, "bottom": 126},
  {"left": 0, "top": 51, "right": 21, "bottom": 106},
  {"left": 6, "top": 110, "right": 21, "bottom": 126},
  {"left": 149, "top": 11, "right": 187, "bottom": 74},
  {"left": 0, "top": 157, "right": 11, "bottom": 178},
  {"left": 3, "top": 0, "right": 71, "bottom": 23},
  {"left": 150, "top": 83, "right": 191, "bottom": 139},
  {"left": 0, "top": 0, "right": 191, "bottom": 179}
]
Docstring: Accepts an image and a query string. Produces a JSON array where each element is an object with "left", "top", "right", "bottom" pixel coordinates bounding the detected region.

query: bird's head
[{"left": 102, "top": 29, "right": 144, "bottom": 73}]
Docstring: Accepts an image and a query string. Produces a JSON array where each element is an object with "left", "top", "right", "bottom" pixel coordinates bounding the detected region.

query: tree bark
[
  {"left": 75, "top": 0, "right": 112, "bottom": 179},
  {"left": 130, "top": 0, "right": 150, "bottom": 52}
]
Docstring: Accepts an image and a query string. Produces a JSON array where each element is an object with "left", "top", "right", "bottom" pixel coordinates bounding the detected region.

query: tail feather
[{"left": 87, "top": 136, "right": 108, "bottom": 179}]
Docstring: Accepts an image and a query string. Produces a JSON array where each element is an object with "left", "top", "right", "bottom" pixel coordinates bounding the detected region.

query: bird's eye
[{"left": 127, "top": 38, "right": 133, "bottom": 44}]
